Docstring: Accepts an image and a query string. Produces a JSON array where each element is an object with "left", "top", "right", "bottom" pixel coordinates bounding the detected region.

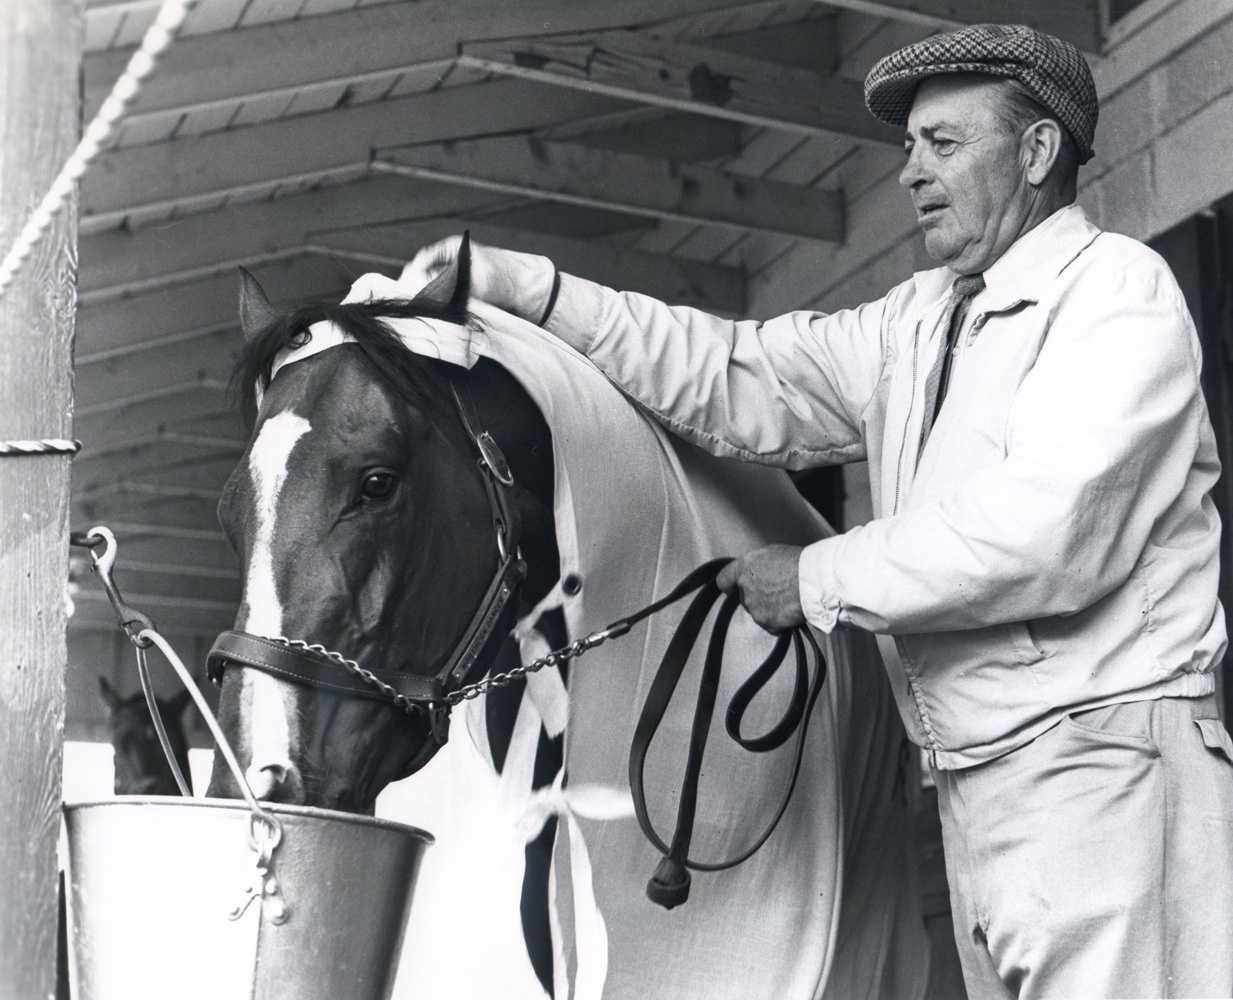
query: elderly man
[{"left": 410, "top": 24, "right": 1233, "bottom": 998}]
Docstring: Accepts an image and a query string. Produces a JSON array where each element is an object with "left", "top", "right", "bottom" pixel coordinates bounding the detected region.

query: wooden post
[{"left": 0, "top": 2, "right": 82, "bottom": 998}]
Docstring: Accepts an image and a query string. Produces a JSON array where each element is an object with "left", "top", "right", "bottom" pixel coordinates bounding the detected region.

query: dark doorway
[{"left": 1149, "top": 203, "right": 1233, "bottom": 724}]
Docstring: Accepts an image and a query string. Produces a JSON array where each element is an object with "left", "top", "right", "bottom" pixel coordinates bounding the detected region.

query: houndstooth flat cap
[{"left": 864, "top": 23, "right": 1098, "bottom": 163}]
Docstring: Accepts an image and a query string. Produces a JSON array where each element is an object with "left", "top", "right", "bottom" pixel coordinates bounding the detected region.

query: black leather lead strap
[{"left": 628, "top": 564, "right": 827, "bottom": 910}]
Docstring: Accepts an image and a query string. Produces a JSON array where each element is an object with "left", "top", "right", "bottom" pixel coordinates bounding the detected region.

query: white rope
[
  {"left": 0, "top": 0, "right": 195, "bottom": 300},
  {"left": 0, "top": 438, "right": 81, "bottom": 456}
]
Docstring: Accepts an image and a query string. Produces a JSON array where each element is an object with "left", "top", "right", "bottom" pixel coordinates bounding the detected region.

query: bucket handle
[{"left": 78, "top": 527, "right": 284, "bottom": 854}]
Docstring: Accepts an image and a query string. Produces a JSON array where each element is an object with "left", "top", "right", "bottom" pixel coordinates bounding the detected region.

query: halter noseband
[{"left": 206, "top": 369, "right": 527, "bottom": 775}]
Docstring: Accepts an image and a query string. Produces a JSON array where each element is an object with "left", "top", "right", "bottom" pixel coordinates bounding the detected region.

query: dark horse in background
[
  {"left": 99, "top": 676, "right": 194, "bottom": 795},
  {"left": 206, "top": 248, "right": 565, "bottom": 991}
]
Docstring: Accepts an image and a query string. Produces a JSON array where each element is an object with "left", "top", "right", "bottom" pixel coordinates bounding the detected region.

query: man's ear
[
  {"left": 409, "top": 231, "right": 471, "bottom": 320},
  {"left": 1022, "top": 119, "right": 1063, "bottom": 187},
  {"left": 238, "top": 267, "right": 281, "bottom": 341}
]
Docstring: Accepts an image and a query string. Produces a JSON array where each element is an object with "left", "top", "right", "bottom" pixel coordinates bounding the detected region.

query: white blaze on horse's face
[{"left": 237, "top": 410, "right": 311, "bottom": 800}]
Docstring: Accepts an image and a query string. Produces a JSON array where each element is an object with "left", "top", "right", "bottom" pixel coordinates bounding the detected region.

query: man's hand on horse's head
[
  {"left": 716, "top": 544, "right": 806, "bottom": 634},
  {"left": 403, "top": 235, "right": 557, "bottom": 325}
]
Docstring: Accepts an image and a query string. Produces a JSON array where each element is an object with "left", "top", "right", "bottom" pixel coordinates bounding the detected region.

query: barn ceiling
[{"left": 70, "top": 0, "right": 1103, "bottom": 636}]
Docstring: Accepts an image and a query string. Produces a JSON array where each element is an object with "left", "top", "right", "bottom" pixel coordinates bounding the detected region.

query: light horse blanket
[{"left": 303, "top": 288, "right": 931, "bottom": 1000}]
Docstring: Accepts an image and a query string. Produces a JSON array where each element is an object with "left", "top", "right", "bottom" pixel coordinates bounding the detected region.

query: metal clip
[
  {"left": 596, "top": 621, "right": 632, "bottom": 643},
  {"left": 228, "top": 861, "right": 290, "bottom": 925},
  {"left": 72, "top": 526, "right": 156, "bottom": 646},
  {"left": 231, "top": 812, "right": 290, "bottom": 924}
]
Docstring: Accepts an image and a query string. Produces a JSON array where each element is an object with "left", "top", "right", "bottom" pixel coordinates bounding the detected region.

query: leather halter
[{"left": 207, "top": 369, "right": 527, "bottom": 776}]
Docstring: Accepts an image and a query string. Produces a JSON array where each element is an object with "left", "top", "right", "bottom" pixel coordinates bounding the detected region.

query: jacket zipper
[{"left": 891, "top": 324, "right": 920, "bottom": 516}]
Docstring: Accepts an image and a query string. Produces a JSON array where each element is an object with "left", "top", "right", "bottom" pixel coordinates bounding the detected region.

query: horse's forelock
[{"left": 231, "top": 298, "right": 464, "bottom": 428}]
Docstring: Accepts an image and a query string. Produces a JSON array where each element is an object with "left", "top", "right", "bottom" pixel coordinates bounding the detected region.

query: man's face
[{"left": 900, "top": 75, "right": 1030, "bottom": 275}]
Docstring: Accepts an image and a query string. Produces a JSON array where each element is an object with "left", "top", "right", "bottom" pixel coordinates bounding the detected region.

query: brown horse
[{"left": 206, "top": 247, "right": 563, "bottom": 990}]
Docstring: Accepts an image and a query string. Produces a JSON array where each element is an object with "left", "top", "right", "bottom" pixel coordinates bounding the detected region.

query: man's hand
[
  {"left": 716, "top": 544, "right": 806, "bottom": 634},
  {"left": 402, "top": 235, "right": 556, "bottom": 323}
]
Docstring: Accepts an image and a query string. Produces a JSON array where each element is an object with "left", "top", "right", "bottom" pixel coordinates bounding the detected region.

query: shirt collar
[{"left": 911, "top": 204, "right": 1101, "bottom": 313}]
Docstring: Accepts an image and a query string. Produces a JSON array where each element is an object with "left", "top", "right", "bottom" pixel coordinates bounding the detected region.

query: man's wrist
[
  {"left": 799, "top": 538, "right": 843, "bottom": 633},
  {"left": 536, "top": 270, "right": 561, "bottom": 326},
  {"left": 500, "top": 250, "right": 557, "bottom": 323}
]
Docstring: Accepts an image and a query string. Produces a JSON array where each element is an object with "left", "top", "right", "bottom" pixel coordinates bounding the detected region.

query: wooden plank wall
[{"left": 0, "top": 1, "right": 82, "bottom": 997}]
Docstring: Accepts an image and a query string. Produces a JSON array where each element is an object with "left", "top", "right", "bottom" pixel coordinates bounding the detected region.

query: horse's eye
[{"left": 360, "top": 472, "right": 398, "bottom": 500}]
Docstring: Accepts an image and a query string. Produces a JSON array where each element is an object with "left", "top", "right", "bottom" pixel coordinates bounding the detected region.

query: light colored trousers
[{"left": 933, "top": 694, "right": 1233, "bottom": 999}]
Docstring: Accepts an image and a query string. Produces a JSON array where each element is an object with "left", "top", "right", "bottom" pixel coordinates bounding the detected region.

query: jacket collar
[{"left": 910, "top": 204, "right": 1102, "bottom": 314}]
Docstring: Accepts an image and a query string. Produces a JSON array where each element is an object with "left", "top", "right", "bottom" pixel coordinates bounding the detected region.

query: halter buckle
[{"left": 476, "top": 431, "right": 514, "bottom": 487}]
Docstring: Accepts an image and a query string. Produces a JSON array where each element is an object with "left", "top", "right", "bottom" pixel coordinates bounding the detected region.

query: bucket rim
[{"left": 63, "top": 796, "right": 434, "bottom": 843}]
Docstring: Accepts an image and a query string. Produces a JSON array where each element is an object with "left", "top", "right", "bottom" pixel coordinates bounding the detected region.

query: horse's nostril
[{"left": 244, "top": 761, "right": 297, "bottom": 800}]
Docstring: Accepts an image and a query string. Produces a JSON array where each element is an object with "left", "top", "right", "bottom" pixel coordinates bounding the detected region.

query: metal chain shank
[{"left": 265, "top": 620, "right": 633, "bottom": 713}]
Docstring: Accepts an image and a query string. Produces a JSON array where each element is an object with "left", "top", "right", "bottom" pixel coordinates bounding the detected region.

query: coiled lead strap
[{"left": 627, "top": 562, "right": 827, "bottom": 910}]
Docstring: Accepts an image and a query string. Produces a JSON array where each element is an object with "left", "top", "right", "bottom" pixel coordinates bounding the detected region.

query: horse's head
[
  {"left": 205, "top": 246, "right": 556, "bottom": 812},
  {"left": 100, "top": 676, "right": 193, "bottom": 796}
]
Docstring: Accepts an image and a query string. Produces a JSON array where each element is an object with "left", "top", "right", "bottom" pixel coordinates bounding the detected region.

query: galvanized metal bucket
[
  {"left": 60, "top": 577, "right": 434, "bottom": 1000},
  {"left": 64, "top": 797, "right": 431, "bottom": 1000}
]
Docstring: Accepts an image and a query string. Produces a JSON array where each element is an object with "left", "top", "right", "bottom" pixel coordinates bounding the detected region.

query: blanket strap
[{"left": 625, "top": 559, "right": 827, "bottom": 910}]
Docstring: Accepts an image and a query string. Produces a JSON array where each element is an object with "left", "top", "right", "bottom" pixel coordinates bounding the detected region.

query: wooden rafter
[
  {"left": 82, "top": 0, "right": 757, "bottom": 116},
  {"left": 79, "top": 174, "right": 747, "bottom": 314},
  {"left": 76, "top": 255, "right": 361, "bottom": 356},
  {"left": 314, "top": 217, "right": 748, "bottom": 313},
  {"left": 374, "top": 136, "right": 844, "bottom": 242},
  {"left": 80, "top": 78, "right": 623, "bottom": 223},
  {"left": 459, "top": 30, "right": 899, "bottom": 144}
]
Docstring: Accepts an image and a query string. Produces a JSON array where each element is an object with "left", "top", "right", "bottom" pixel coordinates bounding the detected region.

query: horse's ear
[
  {"left": 98, "top": 675, "right": 122, "bottom": 713},
  {"left": 410, "top": 231, "right": 471, "bottom": 317},
  {"left": 238, "top": 267, "right": 280, "bottom": 342}
]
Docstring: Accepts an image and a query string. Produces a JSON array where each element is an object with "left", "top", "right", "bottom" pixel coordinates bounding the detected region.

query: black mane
[{"left": 231, "top": 295, "right": 470, "bottom": 427}]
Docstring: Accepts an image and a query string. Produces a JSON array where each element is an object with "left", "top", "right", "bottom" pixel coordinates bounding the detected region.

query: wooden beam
[
  {"left": 74, "top": 449, "right": 238, "bottom": 495},
  {"left": 70, "top": 591, "right": 236, "bottom": 635},
  {"left": 72, "top": 561, "right": 241, "bottom": 605},
  {"left": 375, "top": 136, "right": 845, "bottom": 242},
  {"left": 75, "top": 394, "right": 239, "bottom": 461},
  {"left": 82, "top": 520, "right": 228, "bottom": 543},
  {"left": 815, "top": 0, "right": 1103, "bottom": 53},
  {"left": 82, "top": 0, "right": 752, "bottom": 118},
  {"left": 0, "top": 4, "right": 80, "bottom": 998},
  {"left": 316, "top": 217, "right": 747, "bottom": 313},
  {"left": 459, "top": 30, "right": 899, "bottom": 144},
  {"left": 80, "top": 77, "right": 624, "bottom": 223},
  {"left": 73, "top": 432, "right": 244, "bottom": 460},
  {"left": 78, "top": 175, "right": 506, "bottom": 295},
  {"left": 79, "top": 176, "right": 746, "bottom": 313},
  {"left": 76, "top": 485, "right": 223, "bottom": 533},
  {"left": 76, "top": 254, "right": 359, "bottom": 356},
  {"left": 75, "top": 379, "right": 229, "bottom": 419}
]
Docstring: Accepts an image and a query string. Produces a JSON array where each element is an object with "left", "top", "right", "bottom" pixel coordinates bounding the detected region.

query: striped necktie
[{"left": 919, "top": 272, "right": 985, "bottom": 454}]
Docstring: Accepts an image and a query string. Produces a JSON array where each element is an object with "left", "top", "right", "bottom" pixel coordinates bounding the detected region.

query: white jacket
[{"left": 544, "top": 205, "right": 1226, "bottom": 768}]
